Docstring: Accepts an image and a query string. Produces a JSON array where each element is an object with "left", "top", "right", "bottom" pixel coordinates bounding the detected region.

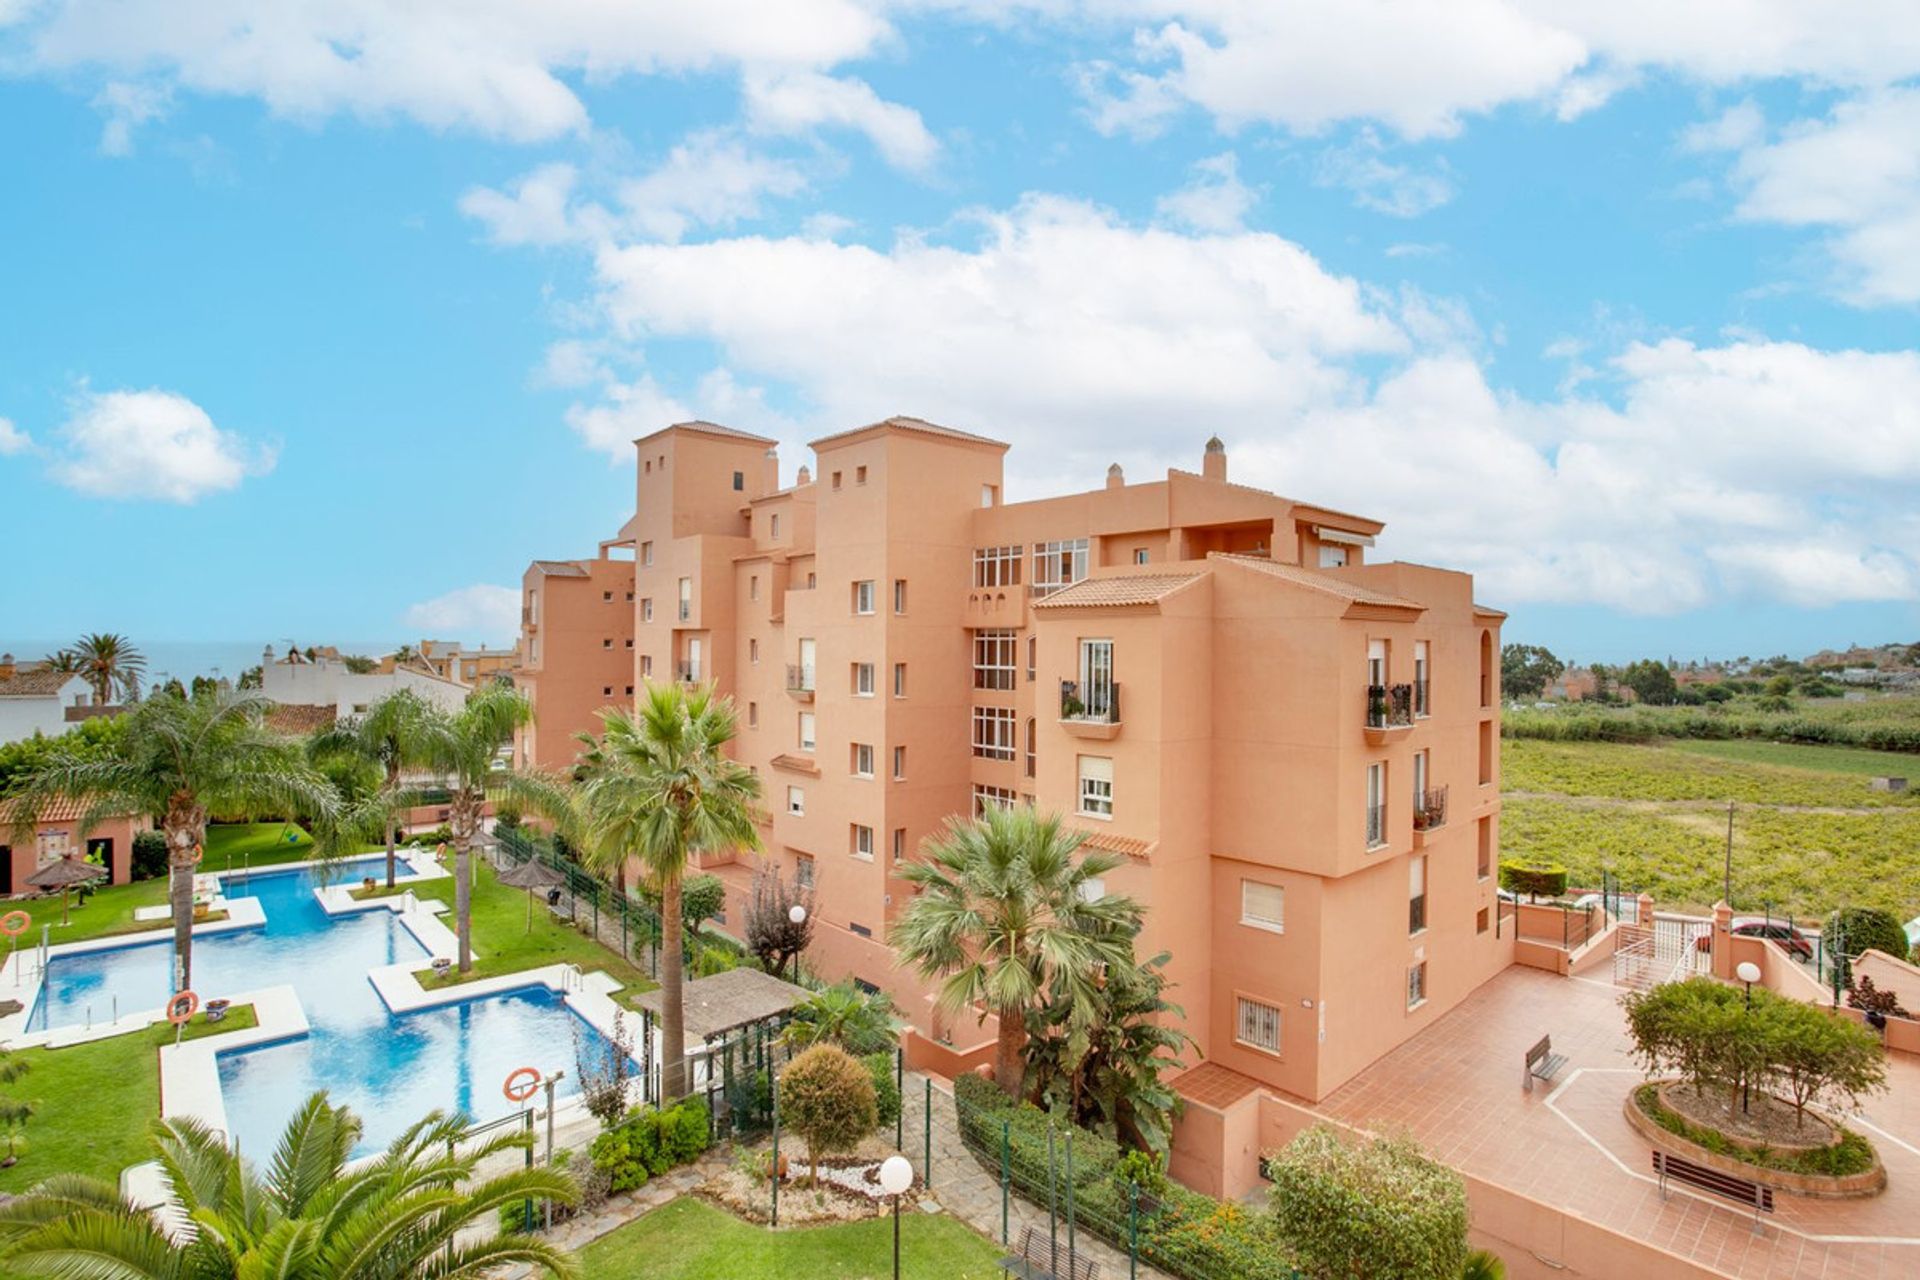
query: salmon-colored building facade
[
  {"left": 512, "top": 532, "right": 638, "bottom": 774},
  {"left": 519, "top": 416, "right": 1507, "bottom": 1105}
]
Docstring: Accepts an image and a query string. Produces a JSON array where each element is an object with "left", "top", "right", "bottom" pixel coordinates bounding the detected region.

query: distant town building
[
  {"left": 259, "top": 644, "right": 469, "bottom": 721},
  {"left": 0, "top": 654, "right": 95, "bottom": 746}
]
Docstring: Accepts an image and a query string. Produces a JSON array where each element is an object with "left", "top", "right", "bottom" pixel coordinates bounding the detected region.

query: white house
[
  {"left": 0, "top": 655, "right": 94, "bottom": 747},
  {"left": 259, "top": 646, "right": 469, "bottom": 719}
]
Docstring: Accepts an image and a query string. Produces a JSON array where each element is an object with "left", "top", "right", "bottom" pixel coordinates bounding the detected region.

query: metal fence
[
  {"left": 493, "top": 826, "right": 666, "bottom": 978},
  {"left": 761, "top": 1047, "right": 937, "bottom": 1228}
]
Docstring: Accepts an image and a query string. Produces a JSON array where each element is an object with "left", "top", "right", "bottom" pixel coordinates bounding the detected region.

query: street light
[
  {"left": 788, "top": 904, "right": 808, "bottom": 925},
  {"left": 1736, "top": 961, "right": 1761, "bottom": 1114},
  {"left": 879, "top": 1154, "right": 913, "bottom": 1280}
]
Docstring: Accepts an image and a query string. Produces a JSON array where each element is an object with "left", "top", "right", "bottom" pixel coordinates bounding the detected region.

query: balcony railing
[
  {"left": 1365, "top": 683, "right": 1414, "bottom": 731},
  {"left": 675, "top": 663, "right": 702, "bottom": 684},
  {"left": 1412, "top": 784, "right": 1449, "bottom": 833},
  {"left": 785, "top": 664, "right": 815, "bottom": 693},
  {"left": 678, "top": 602, "right": 691, "bottom": 621},
  {"left": 1366, "top": 802, "right": 1387, "bottom": 848},
  {"left": 1413, "top": 678, "right": 1430, "bottom": 718},
  {"left": 1060, "top": 679, "right": 1120, "bottom": 724}
]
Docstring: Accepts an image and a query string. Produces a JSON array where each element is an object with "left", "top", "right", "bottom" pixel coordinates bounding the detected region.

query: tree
[
  {"left": 66, "top": 633, "right": 146, "bottom": 705},
  {"left": 1759, "top": 998, "right": 1886, "bottom": 1130},
  {"left": 342, "top": 655, "right": 377, "bottom": 674},
  {"left": 1500, "top": 644, "right": 1564, "bottom": 700},
  {"left": 1621, "top": 979, "right": 1759, "bottom": 1116},
  {"left": 1267, "top": 1126, "right": 1469, "bottom": 1280},
  {"left": 0, "top": 717, "right": 126, "bottom": 797},
  {"left": 645, "top": 872, "right": 726, "bottom": 940},
  {"left": 1621, "top": 659, "right": 1679, "bottom": 706},
  {"left": 893, "top": 805, "right": 1139, "bottom": 1097},
  {"left": 779, "top": 1044, "right": 877, "bottom": 1187},
  {"left": 784, "top": 982, "right": 898, "bottom": 1056},
  {"left": 567, "top": 685, "right": 761, "bottom": 1099},
  {"left": 575, "top": 1011, "right": 638, "bottom": 1130},
  {"left": 5, "top": 687, "right": 337, "bottom": 990},
  {"left": 1826, "top": 907, "right": 1908, "bottom": 971},
  {"left": 309, "top": 689, "right": 437, "bottom": 889},
  {"left": 0, "top": 1091, "right": 576, "bottom": 1278},
  {"left": 745, "top": 862, "right": 813, "bottom": 979}
]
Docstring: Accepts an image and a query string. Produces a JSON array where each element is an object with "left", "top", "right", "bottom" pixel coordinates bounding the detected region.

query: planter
[
  {"left": 362, "top": 877, "right": 377, "bottom": 893},
  {"left": 1625, "top": 1081, "right": 1886, "bottom": 1199},
  {"left": 206, "top": 998, "right": 231, "bottom": 1023},
  {"left": 431, "top": 958, "right": 453, "bottom": 979}
]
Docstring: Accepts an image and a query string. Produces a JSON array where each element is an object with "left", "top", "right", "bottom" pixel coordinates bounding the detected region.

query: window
[
  {"left": 602, "top": 685, "right": 613, "bottom": 696},
  {"left": 1412, "top": 750, "right": 1429, "bottom": 813},
  {"left": 796, "top": 638, "right": 816, "bottom": 691},
  {"left": 856, "top": 465, "right": 868, "bottom": 484},
  {"left": 1133, "top": 548, "right": 1149, "bottom": 565},
  {"left": 747, "top": 701, "right": 758, "bottom": 728},
  {"left": 732, "top": 469, "right": 744, "bottom": 491},
  {"left": 973, "top": 784, "right": 1017, "bottom": 815},
  {"left": 1413, "top": 640, "right": 1431, "bottom": 717},
  {"left": 853, "top": 663, "right": 875, "bottom": 696},
  {"left": 624, "top": 638, "right": 633, "bottom": 648},
  {"left": 1078, "top": 878, "right": 1106, "bottom": 903},
  {"left": 1078, "top": 755, "right": 1114, "bottom": 817},
  {"left": 850, "top": 923, "right": 873, "bottom": 939},
  {"left": 1025, "top": 717, "right": 1036, "bottom": 778},
  {"left": 851, "top": 824, "right": 874, "bottom": 859},
  {"left": 1366, "top": 763, "right": 1386, "bottom": 848},
  {"left": 641, "top": 655, "right": 653, "bottom": 677},
  {"left": 1077, "top": 638, "right": 1115, "bottom": 719},
  {"left": 642, "top": 598, "right": 653, "bottom": 622},
  {"left": 1241, "top": 880, "right": 1285, "bottom": 934},
  {"left": 771, "top": 514, "right": 781, "bottom": 539},
  {"left": 1479, "top": 721, "right": 1495, "bottom": 786},
  {"left": 1319, "top": 544, "right": 1348, "bottom": 568},
  {"left": 603, "top": 590, "right": 614, "bottom": 602},
  {"left": 1032, "top": 538, "right": 1089, "bottom": 597},
  {"left": 750, "top": 576, "right": 759, "bottom": 602},
  {"left": 832, "top": 470, "right": 843, "bottom": 490},
  {"left": 750, "top": 638, "right": 759, "bottom": 664},
  {"left": 892, "top": 745, "right": 906, "bottom": 780},
  {"left": 1477, "top": 817, "right": 1491, "bottom": 880},
  {"left": 971, "top": 707, "right": 1017, "bottom": 760},
  {"left": 972, "top": 545, "right": 1023, "bottom": 588},
  {"left": 973, "top": 630, "right": 1018, "bottom": 690},
  {"left": 1236, "top": 997, "right": 1282, "bottom": 1054},
  {"left": 1407, "top": 962, "right": 1428, "bottom": 1009},
  {"left": 641, "top": 541, "right": 654, "bottom": 566},
  {"left": 798, "top": 712, "right": 816, "bottom": 751},
  {"left": 602, "top": 638, "right": 613, "bottom": 649},
  {"left": 1367, "top": 637, "right": 1387, "bottom": 687},
  {"left": 1477, "top": 906, "right": 1490, "bottom": 934},
  {"left": 853, "top": 580, "right": 876, "bottom": 614},
  {"left": 678, "top": 577, "right": 692, "bottom": 621},
  {"left": 893, "top": 579, "right": 907, "bottom": 614},
  {"left": 787, "top": 786, "right": 805, "bottom": 816},
  {"left": 893, "top": 662, "right": 907, "bottom": 698},
  {"left": 892, "top": 828, "right": 906, "bottom": 860},
  {"left": 795, "top": 855, "right": 815, "bottom": 889},
  {"left": 1027, "top": 635, "right": 1037, "bottom": 679},
  {"left": 625, "top": 591, "right": 634, "bottom": 601},
  {"left": 625, "top": 685, "right": 634, "bottom": 696},
  {"left": 852, "top": 743, "right": 874, "bottom": 777},
  {"left": 1409, "top": 855, "right": 1428, "bottom": 934},
  {"left": 982, "top": 483, "right": 997, "bottom": 507}
]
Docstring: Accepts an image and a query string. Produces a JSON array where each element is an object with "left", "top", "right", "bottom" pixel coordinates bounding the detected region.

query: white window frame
[
  {"left": 852, "top": 742, "right": 874, "bottom": 778},
  {"left": 786, "top": 786, "right": 805, "bottom": 816},
  {"left": 1409, "top": 854, "right": 1428, "bottom": 935},
  {"left": 973, "top": 630, "right": 1018, "bottom": 690},
  {"left": 641, "top": 598, "right": 654, "bottom": 623},
  {"left": 893, "top": 662, "right": 907, "bottom": 698},
  {"left": 1032, "top": 538, "right": 1089, "bottom": 597},
  {"left": 973, "top": 784, "right": 1017, "bottom": 815},
  {"left": 972, "top": 545, "right": 1023, "bottom": 588},
  {"left": 1235, "top": 996, "right": 1282, "bottom": 1055},
  {"left": 851, "top": 824, "right": 874, "bottom": 859},
  {"left": 893, "top": 579, "right": 907, "bottom": 614},
  {"left": 1408, "top": 962, "right": 1428, "bottom": 1009},
  {"left": 678, "top": 577, "right": 692, "bottom": 621},
  {"left": 892, "top": 745, "right": 906, "bottom": 780},
  {"left": 641, "top": 541, "right": 653, "bottom": 567},
  {"left": 853, "top": 662, "right": 876, "bottom": 697},
  {"left": 1241, "top": 880, "right": 1285, "bottom": 934},
  {"left": 1077, "top": 755, "right": 1114, "bottom": 818},
  {"left": 798, "top": 712, "right": 816, "bottom": 752},
  {"left": 853, "top": 580, "right": 876, "bottom": 615},
  {"left": 795, "top": 855, "right": 814, "bottom": 888},
  {"left": 1413, "top": 640, "right": 1431, "bottom": 718},
  {"left": 971, "top": 707, "right": 1017, "bottom": 760}
]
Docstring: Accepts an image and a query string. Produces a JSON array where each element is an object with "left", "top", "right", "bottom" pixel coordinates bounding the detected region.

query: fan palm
[
  {"left": 783, "top": 981, "right": 898, "bottom": 1056},
  {"left": 68, "top": 632, "right": 146, "bottom": 704},
  {"left": 571, "top": 684, "right": 760, "bottom": 1099},
  {"left": 5, "top": 687, "right": 338, "bottom": 989},
  {"left": 309, "top": 689, "right": 437, "bottom": 889},
  {"left": 893, "top": 805, "right": 1139, "bottom": 1097},
  {"left": 0, "top": 1091, "right": 577, "bottom": 1278}
]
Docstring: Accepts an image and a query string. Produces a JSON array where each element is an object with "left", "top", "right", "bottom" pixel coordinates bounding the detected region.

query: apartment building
[
  {"left": 512, "top": 528, "right": 639, "bottom": 773},
  {"left": 576, "top": 415, "right": 1508, "bottom": 1104}
]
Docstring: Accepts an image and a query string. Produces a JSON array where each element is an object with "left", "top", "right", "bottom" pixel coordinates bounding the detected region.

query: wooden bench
[
  {"left": 1652, "top": 1150, "right": 1773, "bottom": 1233},
  {"left": 1523, "top": 1035, "right": 1568, "bottom": 1092},
  {"left": 998, "top": 1225, "right": 1100, "bottom": 1280}
]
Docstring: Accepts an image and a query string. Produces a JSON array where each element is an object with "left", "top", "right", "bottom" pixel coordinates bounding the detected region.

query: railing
[
  {"left": 678, "top": 600, "right": 691, "bottom": 621},
  {"left": 1365, "top": 802, "right": 1386, "bottom": 848},
  {"left": 675, "top": 663, "right": 701, "bottom": 684},
  {"left": 785, "top": 664, "right": 814, "bottom": 693},
  {"left": 1059, "top": 679, "right": 1120, "bottom": 723},
  {"left": 1413, "top": 677, "right": 1430, "bottom": 717},
  {"left": 493, "top": 826, "right": 665, "bottom": 978},
  {"left": 1412, "top": 784, "right": 1448, "bottom": 832},
  {"left": 1365, "top": 683, "right": 1414, "bottom": 730}
]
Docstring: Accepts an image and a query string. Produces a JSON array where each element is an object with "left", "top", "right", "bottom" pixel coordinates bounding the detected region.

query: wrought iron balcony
[
  {"left": 675, "top": 663, "right": 702, "bottom": 684},
  {"left": 785, "top": 664, "right": 815, "bottom": 700},
  {"left": 1413, "top": 784, "right": 1449, "bottom": 834},
  {"left": 1364, "top": 683, "right": 1415, "bottom": 742},
  {"left": 1059, "top": 679, "right": 1121, "bottom": 739}
]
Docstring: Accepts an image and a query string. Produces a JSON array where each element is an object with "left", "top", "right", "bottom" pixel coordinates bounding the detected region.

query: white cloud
[
  {"left": 1313, "top": 130, "right": 1455, "bottom": 217},
  {"left": 0, "top": 417, "right": 30, "bottom": 455},
  {"left": 742, "top": 71, "right": 939, "bottom": 171},
  {"left": 48, "top": 387, "right": 275, "bottom": 502},
  {"left": 92, "top": 80, "right": 171, "bottom": 155},
  {"left": 459, "top": 163, "right": 588, "bottom": 247},
  {"left": 403, "top": 584, "right": 521, "bottom": 641},
  {"left": 1680, "top": 99, "right": 1764, "bottom": 153},
  {"left": 563, "top": 374, "right": 693, "bottom": 461},
  {"left": 1154, "top": 151, "right": 1258, "bottom": 231}
]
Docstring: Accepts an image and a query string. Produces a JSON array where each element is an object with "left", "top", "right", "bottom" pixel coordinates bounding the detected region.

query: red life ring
[
  {"left": 502, "top": 1066, "right": 541, "bottom": 1103},
  {"left": 0, "top": 911, "right": 30, "bottom": 937},
  {"left": 167, "top": 990, "right": 199, "bottom": 1025},
  {"left": 189, "top": 844, "right": 204, "bottom": 865}
]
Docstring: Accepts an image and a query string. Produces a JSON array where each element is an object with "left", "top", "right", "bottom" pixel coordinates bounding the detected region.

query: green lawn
[
  {"left": 1668, "top": 737, "right": 1920, "bottom": 779},
  {"left": 0, "top": 1005, "right": 258, "bottom": 1193},
  {"left": 579, "top": 1196, "right": 1006, "bottom": 1279},
  {"left": 1502, "top": 737, "right": 1918, "bottom": 809}
]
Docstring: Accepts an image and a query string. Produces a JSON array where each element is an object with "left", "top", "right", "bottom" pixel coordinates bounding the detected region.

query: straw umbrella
[
  {"left": 497, "top": 857, "right": 564, "bottom": 932},
  {"left": 26, "top": 855, "right": 108, "bottom": 927}
]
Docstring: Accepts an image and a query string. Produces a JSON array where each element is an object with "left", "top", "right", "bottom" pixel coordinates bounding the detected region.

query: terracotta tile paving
[{"left": 1303, "top": 967, "right": 1920, "bottom": 1280}]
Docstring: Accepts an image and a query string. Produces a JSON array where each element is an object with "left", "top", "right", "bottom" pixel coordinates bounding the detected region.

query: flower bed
[
  {"left": 704, "top": 1134, "right": 915, "bottom": 1226},
  {"left": 1628, "top": 1082, "right": 1885, "bottom": 1198}
]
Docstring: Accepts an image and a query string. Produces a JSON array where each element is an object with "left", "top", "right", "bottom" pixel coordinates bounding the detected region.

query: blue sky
[{"left": 2, "top": 2, "right": 1917, "bottom": 668}]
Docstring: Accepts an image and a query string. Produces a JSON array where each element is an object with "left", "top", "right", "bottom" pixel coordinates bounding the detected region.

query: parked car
[{"left": 1694, "top": 917, "right": 1815, "bottom": 958}]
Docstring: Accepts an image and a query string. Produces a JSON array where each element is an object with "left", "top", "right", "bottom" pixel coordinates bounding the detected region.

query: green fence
[{"left": 493, "top": 826, "right": 667, "bottom": 978}]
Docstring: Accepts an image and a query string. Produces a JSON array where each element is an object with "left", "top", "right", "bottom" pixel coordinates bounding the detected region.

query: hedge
[
  {"left": 589, "top": 1098, "right": 712, "bottom": 1192},
  {"left": 1498, "top": 861, "right": 1568, "bottom": 900}
]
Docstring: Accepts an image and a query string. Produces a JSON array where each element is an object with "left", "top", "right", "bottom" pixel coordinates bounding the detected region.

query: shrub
[
  {"left": 130, "top": 830, "right": 168, "bottom": 881},
  {"left": 785, "top": 982, "right": 899, "bottom": 1056},
  {"left": 1827, "top": 907, "right": 1909, "bottom": 967},
  {"left": 780, "top": 1044, "right": 877, "bottom": 1186},
  {"left": 1634, "top": 1084, "right": 1877, "bottom": 1177},
  {"left": 1267, "top": 1126, "right": 1468, "bottom": 1280},
  {"left": 1498, "top": 860, "right": 1568, "bottom": 900},
  {"left": 1114, "top": 1148, "right": 1168, "bottom": 1198},
  {"left": 864, "top": 1051, "right": 902, "bottom": 1128},
  {"left": 589, "top": 1098, "right": 711, "bottom": 1192}
]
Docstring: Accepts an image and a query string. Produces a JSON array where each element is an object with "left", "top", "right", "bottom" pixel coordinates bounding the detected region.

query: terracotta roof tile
[
  {"left": 667, "top": 419, "right": 780, "bottom": 445},
  {"left": 1076, "top": 829, "right": 1154, "bottom": 859},
  {"left": 768, "top": 752, "right": 821, "bottom": 777},
  {"left": 529, "top": 560, "right": 590, "bottom": 577},
  {"left": 810, "top": 415, "right": 1009, "bottom": 450},
  {"left": 0, "top": 796, "right": 138, "bottom": 824},
  {"left": 265, "top": 704, "right": 337, "bottom": 735},
  {"left": 1211, "top": 555, "right": 1425, "bottom": 609},
  {"left": 1031, "top": 573, "right": 1204, "bottom": 609},
  {"left": 0, "top": 667, "right": 83, "bottom": 697}
]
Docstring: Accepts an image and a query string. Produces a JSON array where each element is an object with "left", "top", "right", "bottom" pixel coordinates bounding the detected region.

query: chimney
[
  {"left": 1106, "top": 463, "right": 1125, "bottom": 490},
  {"left": 0, "top": 653, "right": 13, "bottom": 680},
  {"left": 1203, "top": 436, "right": 1227, "bottom": 482},
  {"left": 796, "top": 464, "right": 812, "bottom": 486}
]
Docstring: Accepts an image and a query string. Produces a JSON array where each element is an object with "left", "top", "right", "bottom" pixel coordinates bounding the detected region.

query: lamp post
[
  {"left": 879, "top": 1154, "right": 913, "bottom": 1280},
  {"left": 1736, "top": 961, "right": 1761, "bottom": 1115},
  {"left": 787, "top": 904, "right": 808, "bottom": 981}
]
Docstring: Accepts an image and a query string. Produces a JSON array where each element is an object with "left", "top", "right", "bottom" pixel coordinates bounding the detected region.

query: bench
[
  {"left": 1652, "top": 1150, "right": 1773, "bottom": 1233},
  {"left": 999, "top": 1225, "right": 1100, "bottom": 1280},
  {"left": 1523, "top": 1035, "right": 1568, "bottom": 1092}
]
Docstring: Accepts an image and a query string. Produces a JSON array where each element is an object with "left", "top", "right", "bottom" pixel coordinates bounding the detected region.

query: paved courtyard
[{"left": 1309, "top": 966, "right": 1920, "bottom": 1280}]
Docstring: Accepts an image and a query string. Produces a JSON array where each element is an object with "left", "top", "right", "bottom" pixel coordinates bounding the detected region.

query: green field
[{"left": 1501, "top": 737, "right": 1920, "bottom": 920}]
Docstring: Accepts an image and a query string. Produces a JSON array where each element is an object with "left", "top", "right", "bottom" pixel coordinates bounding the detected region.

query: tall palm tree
[
  {"left": 573, "top": 684, "right": 760, "bottom": 1099},
  {"left": 0, "top": 1091, "right": 577, "bottom": 1278},
  {"left": 37, "top": 650, "right": 83, "bottom": 676},
  {"left": 893, "top": 805, "right": 1139, "bottom": 1097},
  {"left": 67, "top": 632, "right": 146, "bottom": 704},
  {"left": 309, "top": 689, "right": 436, "bottom": 889},
  {"left": 5, "top": 687, "right": 338, "bottom": 989}
]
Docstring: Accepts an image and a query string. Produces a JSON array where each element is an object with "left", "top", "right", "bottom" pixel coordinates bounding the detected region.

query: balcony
[
  {"left": 675, "top": 663, "right": 703, "bottom": 685},
  {"left": 1364, "top": 683, "right": 1414, "bottom": 744},
  {"left": 1411, "top": 785, "right": 1448, "bottom": 847},
  {"left": 1413, "top": 678, "right": 1430, "bottom": 718},
  {"left": 785, "top": 664, "right": 816, "bottom": 702},
  {"left": 1366, "top": 802, "right": 1387, "bottom": 850},
  {"left": 1060, "top": 679, "right": 1121, "bottom": 740},
  {"left": 963, "top": 582, "right": 1028, "bottom": 628}
]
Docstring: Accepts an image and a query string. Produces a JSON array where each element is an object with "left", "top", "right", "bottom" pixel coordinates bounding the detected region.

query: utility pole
[{"left": 1722, "top": 801, "right": 1735, "bottom": 905}]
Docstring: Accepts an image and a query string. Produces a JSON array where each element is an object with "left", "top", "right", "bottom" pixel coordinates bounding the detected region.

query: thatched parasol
[
  {"left": 25, "top": 856, "right": 108, "bottom": 926},
  {"left": 496, "top": 857, "right": 564, "bottom": 932}
]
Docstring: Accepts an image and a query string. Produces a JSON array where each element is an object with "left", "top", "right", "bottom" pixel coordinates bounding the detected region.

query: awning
[{"left": 1312, "top": 525, "right": 1376, "bottom": 547}]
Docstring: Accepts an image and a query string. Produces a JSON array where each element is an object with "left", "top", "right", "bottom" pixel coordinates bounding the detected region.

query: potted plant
[
  {"left": 432, "top": 957, "right": 453, "bottom": 979},
  {"left": 1367, "top": 687, "right": 1389, "bottom": 725},
  {"left": 205, "top": 998, "right": 231, "bottom": 1023},
  {"left": 362, "top": 875, "right": 377, "bottom": 893}
]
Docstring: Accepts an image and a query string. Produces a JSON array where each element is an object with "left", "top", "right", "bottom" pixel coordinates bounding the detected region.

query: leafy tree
[
  {"left": 309, "top": 689, "right": 439, "bottom": 889},
  {"left": 893, "top": 805, "right": 1139, "bottom": 1097},
  {"left": 745, "top": 862, "right": 813, "bottom": 979},
  {"left": 0, "top": 717, "right": 126, "bottom": 797},
  {"left": 66, "top": 633, "right": 146, "bottom": 704},
  {"left": 574, "top": 1011, "right": 639, "bottom": 1130},
  {"left": 1497, "top": 861, "right": 1567, "bottom": 901},
  {"left": 342, "top": 655, "right": 377, "bottom": 674},
  {"left": 0, "top": 1091, "right": 576, "bottom": 1278},
  {"left": 1500, "top": 644, "right": 1564, "bottom": 699},
  {"left": 779, "top": 1044, "right": 877, "bottom": 1187},
  {"left": 784, "top": 982, "right": 897, "bottom": 1056},
  {"left": 1826, "top": 907, "right": 1909, "bottom": 971},
  {"left": 129, "top": 829, "right": 168, "bottom": 880},
  {"left": 1621, "top": 979, "right": 1758, "bottom": 1115},
  {"left": 155, "top": 678, "right": 188, "bottom": 699},
  {"left": 645, "top": 872, "right": 727, "bottom": 940},
  {"left": 1621, "top": 659, "right": 1679, "bottom": 706},
  {"left": 5, "top": 688, "right": 338, "bottom": 989},
  {"left": 1759, "top": 997, "right": 1887, "bottom": 1130},
  {"left": 1267, "top": 1126, "right": 1469, "bottom": 1280},
  {"left": 237, "top": 664, "right": 263, "bottom": 690}
]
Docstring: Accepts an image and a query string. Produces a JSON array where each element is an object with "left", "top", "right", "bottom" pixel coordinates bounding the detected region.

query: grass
[
  {"left": 0, "top": 1004, "right": 258, "bottom": 1193},
  {"left": 1503, "top": 737, "right": 1917, "bottom": 809},
  {"left": 1669, "top": 737, "right": 1920, "bottom": 779},
  {"left": 578, "top": 1195, "right": 1008, "bottom": 1279}
]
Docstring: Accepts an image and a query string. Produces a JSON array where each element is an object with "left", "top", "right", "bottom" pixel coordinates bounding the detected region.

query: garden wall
[
  {"left": 901, "top": 1025, "right": 996, "bottom": 1080},
  {"left": 1722, "top": 929, "right": 1920, "bottom": 1056}
]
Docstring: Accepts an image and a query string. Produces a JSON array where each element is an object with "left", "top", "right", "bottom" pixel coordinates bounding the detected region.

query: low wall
[
  {"left": 1513, "top": 937, "right": 1571, "bottom": 975},
  {"left": 902, "top": 1026, "right": 996, "bottom": 1081},
  {"left": 1853, "top": 948, "right": 1920, "bottom": 1013},
  {"left": 1166, "top": 1090, "right": 1266, "bottom": 1202},
  {"left": 1734, "top": 936, "right": 1920, "bottom": 1055}
]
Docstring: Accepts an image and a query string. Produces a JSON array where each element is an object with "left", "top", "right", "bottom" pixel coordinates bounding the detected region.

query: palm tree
[
  {"left": 309, "top": 689, "right": 436, "bottom": 889},
  {"left": 5, "top": 687, "right": 338, "bottom": 989},
  {"left": 572, "top": 684, "right": 760, "bottom": 1099},
  {"left": 67, "top": 632, "right": 146, "bottom": 704},
  {"left": 893, "top": 805, "right": 1139, "bottom": 1097},
  {"left": 37, "top": 650, "right": 83, "bottom": 676},
  {"left": 0, "top": 1091, "right": 576, "bottom": 1278},
  {"left": 783, "top": 981, "right": 897, "bottom": 1056}
]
